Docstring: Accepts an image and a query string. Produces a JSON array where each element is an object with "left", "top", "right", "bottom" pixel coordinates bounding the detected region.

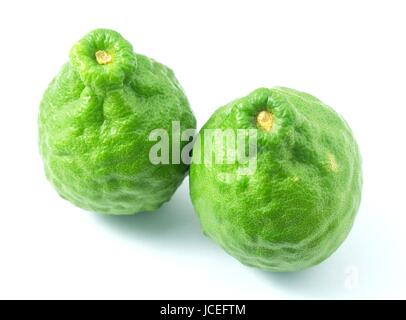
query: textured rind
[
  {"left": 190, "top": 87, "right": 362, "bottom": 271},
  {"left": 39, "top": 29, "right": 196, "bottom": 215}
]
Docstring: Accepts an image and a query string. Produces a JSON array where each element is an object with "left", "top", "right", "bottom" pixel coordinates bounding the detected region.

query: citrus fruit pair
[{"left": 39, "top": 29, "right": 362, "bottom": 271}]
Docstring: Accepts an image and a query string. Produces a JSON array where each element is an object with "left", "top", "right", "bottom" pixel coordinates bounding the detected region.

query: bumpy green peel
[
  {"left": 190, "top": 87, "right": 362, "bottom": 272},
  {"left": 39, "top": 29, "right": 196, "bottom": 214}
]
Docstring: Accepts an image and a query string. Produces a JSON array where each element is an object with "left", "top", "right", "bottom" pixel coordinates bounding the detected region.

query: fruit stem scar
[
  {"left": 95, "top": 50, "right": 112, "bottom": 65},
  {"left": 256, "top": 110, "right": 274, "bottom": 131}
]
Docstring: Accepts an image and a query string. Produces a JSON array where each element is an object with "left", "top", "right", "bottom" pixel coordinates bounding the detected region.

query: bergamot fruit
[
  {"left": 190, "top": 87, "right": 362, "bottom": 272},
  {"left": 39, "top": 29, "right": 196, "bottom": 214}
]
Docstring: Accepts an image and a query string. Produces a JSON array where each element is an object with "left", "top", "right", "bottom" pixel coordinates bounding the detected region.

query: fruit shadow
[
  {"left": 92, "top": 183, "right": 376, "bottom": 298},
  {"left": 253, "top": 261, "right": 352, "bottom": 299},
  {"left": 92, "top": 180, "right": 214, "bottom": 252},
  {"left": 252, "top": 222, "right": 372, "bottom": 299}
]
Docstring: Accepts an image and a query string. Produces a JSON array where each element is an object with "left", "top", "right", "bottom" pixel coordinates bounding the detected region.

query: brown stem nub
[
  {"left": 256, "top": 110, "right": 274, "bottom": 131},
  {"left": 95, "top": 50, "right": 112, "bottom": 65}
]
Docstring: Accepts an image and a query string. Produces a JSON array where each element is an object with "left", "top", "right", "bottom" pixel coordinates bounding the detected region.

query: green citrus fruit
[
  {"left": 39, "top": 29, "right": 196, "bottom": 215},
  {"left": 190, "top": 87, "right": 362, "bottom": 271}
]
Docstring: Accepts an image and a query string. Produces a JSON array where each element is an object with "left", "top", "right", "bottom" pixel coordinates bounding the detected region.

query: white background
[{"left": 0, "top": 0, "right": 405, "bottom": 299}]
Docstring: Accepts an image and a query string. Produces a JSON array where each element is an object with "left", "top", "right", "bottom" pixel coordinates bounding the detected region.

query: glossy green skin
[
  {"left": 190, "top": 87, "right": 362, "bottom": 271},
  {"left": 39, "top": 29, "right": 196, "bottom": 214}
]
